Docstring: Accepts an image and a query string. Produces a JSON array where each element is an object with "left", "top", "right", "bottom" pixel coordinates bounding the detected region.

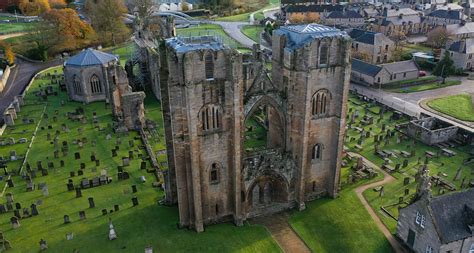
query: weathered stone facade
[
  {"left": 159, "top": 24, "right": 351, "bottom": 232},
  {"left": 406, "top": 117, "right": 458, "bottom": 146}
]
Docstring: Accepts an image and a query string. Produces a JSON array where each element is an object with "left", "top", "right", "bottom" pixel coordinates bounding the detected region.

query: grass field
[
  {"left": 0, "top": 67, "right": 281, "bottom": 252},
  {"left": 241, "top": 25, "right": 263, "bottom": 43},
  {"left": 176, "top": 24, "right": 243, "bottom": 48},
  {"left": 427, "top": 93, "right": 474, "bottom": 121},
  {"left": 388, "top": 80, "right": 461, "bottom": 93},
  {"left": 289, "top": 178, "right": 394, "bottom": 253},
  {"left": 0, "top": 22, "right": 35, "bottom": 34}
]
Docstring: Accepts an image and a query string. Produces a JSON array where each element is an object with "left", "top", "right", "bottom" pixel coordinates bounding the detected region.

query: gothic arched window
[
  {"left": 312, "top": 143, "right": 323, "bottom": 160},
  {"left": 89, "top": 74, "right": 102, "bottom": 94},
  {"left": 205, "top": 52, "right": 214, "bottom": 79},
  {"left": 210, "top": 162, "right": 220, "bottom": 184},
  {"left": 319, "top": 41, "right": 329, "bottom": 67},
  {"left": 73, "top": 75, "right": 82, "bottom": 95},
  {"left": 311, "top": 89, "right": 330, "bottom": 116},
  {"left": 200, "top": 104, "right": 221, "bottom": 132}
]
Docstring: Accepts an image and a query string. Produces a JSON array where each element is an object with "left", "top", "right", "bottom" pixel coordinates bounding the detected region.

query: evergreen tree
[{"left": 433, "top": 51, "right": 455, "bottom": 84}]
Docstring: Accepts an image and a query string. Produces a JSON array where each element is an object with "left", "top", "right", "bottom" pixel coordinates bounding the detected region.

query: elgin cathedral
[{"left": 141, "top": 23, "right": 352, "bottom": 232}]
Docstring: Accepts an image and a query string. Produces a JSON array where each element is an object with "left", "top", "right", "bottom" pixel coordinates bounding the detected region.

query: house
[
  {"left": 284, "top": 4, "right": 344, "bottom": 22},
  {"left": 351, "top": 59, "right": 420, "bottom": 86},
  {"left": 321, "top": 10, "right": 365, "bottom": 28},
  {"left": 424, "top": 9, "right": 467, "bottom": 26},
  {"left": 442, "top": 38, "right": 474, "bottom": 70},
  {"left": 371, "top": 8, "right": 425, "bottom": 37},
  {"left": 446, "top": 22, "right": 474, "bottom": 41},
  {"left": 397, "top": 176, "right": 474, "bottom": 253},
  {"left": 349, "top": 29, "right": 394, "bottom": 64}
]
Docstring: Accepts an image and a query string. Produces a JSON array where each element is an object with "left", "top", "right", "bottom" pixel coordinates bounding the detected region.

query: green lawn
[
  {"left": 0, "top": 67, "right": 281, "bottom": 252},
  {"left": 289, "top": 180, "right": 394, "bottom": 253},
  {"left": 176, "top": 24, "right": 242, "bottom": 48},
  {"left": 427, "top": 93, "right": 474, "bottom": 121},
  {"left": 241, "top": 25, "right": 263, "bottom": 43},
  {"left": 402, "top": 43, "right": 432, "bottom": 54},
  {"left": 388, "top": 80, "right": 461, "bottom": 93},
  {"left": 215, "top": 12, "right": 251, "bottom": 22},
  {"left": 0, "top": 22, "right": 35, "bottom": 34}
]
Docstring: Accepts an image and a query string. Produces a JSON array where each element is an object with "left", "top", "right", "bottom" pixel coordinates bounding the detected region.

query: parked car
[{"left": 419, "top": 70, "right": 427, "bottom": 77}]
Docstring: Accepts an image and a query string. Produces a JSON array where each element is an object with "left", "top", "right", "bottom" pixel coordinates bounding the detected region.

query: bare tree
[{"left": 427, "top": 26, "right": 450, "bottom": 49}]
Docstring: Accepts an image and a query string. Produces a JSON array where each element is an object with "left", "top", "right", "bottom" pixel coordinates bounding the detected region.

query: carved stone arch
[
  {"left": 244, "top": 94, "right": 285, "bottom": 122},
  {"left": 246, "top": 66, "right": 275, "bottom": 96},
  {"left": 245, "top": 171, "right": 290, "bottom": 206},
  {"left": 198, "top": 103, "right": 223, "bottom": 132}
]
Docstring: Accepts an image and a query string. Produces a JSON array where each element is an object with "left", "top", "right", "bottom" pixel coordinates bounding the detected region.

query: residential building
[
  {"left": 350, "top": 59, "right": 420, "bottom": 86},
  {"left": 397, "top": 178, "right": 474, "bottom": 253},
  {"left": 322, "top": 10, "right": 365, "bottom": 27},
  {"left": 424, "top": 9, "right": 467, "bottom": 26},
  {"left": 371, "top": 8, "right": 425, "bottom": 36},
  {"left": 442, "top": 38, "right": 474, "bottom": 70},
  {"left": 349, "top": 29, "right": 394, "bottom": 64}
]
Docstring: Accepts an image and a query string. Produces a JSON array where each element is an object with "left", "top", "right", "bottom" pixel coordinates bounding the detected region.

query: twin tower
[{"left": 157, "top": 24, "right": 352, "bottom": 232}]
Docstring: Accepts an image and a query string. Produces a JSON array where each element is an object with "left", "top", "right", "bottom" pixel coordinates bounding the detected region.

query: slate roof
[
  {"left": 446, "top": 22, "right": 474, "bottom": 35},
  {"left": 274, "top": 24, "right": 349, "bottom": 49},
  {"left": 165, "top": 35, "right": 227, "bottom": 53},
  {"left": 428, "top": 188, "right": 474, "bottom": 244},
  {"left": 385, "top": 8, "right": 419, "bottom": 17},
  {"left": 327, "top": 10, "right": 363, "bottom": 19},
  {"left": 427, "top": 9, "right": 463, "bottom": 20},
  {"left": 448, "top": 38, "right": 474, "bottom": 54},
  {"left": 351, "top": 59, "right": 382, "bottom": 77},
  {"left": 65, "top": 48, "right": 118, "bottom": 66},
  {"left": 285, "top": 4, "right": 344, "bottom": 13},
  {"left": 349, "top": 29, "right": 377, "bottom": 45},
  {"left": 380, "top": 15, "right": 423, "bottom": 26},
  {"left": 381, "top": 60, "right": 419, "bottom": 74}
]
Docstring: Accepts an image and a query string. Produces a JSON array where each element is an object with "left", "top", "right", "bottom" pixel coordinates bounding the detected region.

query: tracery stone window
[
  {"left": 205, "top": 52, "right": 214, "bottom": 80},
  {"left": 90, "top": 74, "right": 102, "bottom": 94},
  {"left": 72, "top": 75, "right": 82, "bottom": 95},
  {"left": 200, "top": 104, "right": 221, "bottom": 132},
  {"left": 312, "top": 143, "right": 323, "bottom": 161},
  {"left": 210, "top": 162, "right": 220, "bottom": 184},
  {"left": 311, "top": 89, "right": 330, "bottom": 116}
]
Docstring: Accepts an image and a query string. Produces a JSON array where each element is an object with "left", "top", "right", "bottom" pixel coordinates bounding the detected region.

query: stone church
[
  {"left": 63, "top": 48, "right": 146, "bottom": 131},
  {"left": 146, "top": 23, "right": 351, "bottom": 232}
]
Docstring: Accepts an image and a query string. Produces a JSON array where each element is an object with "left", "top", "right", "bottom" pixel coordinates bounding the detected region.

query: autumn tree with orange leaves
[
  {"left": 42, "top": 8, "right": 97, "bottom": 54},
  {"left": 18, "top": 0, "right": 50, "bottom": 16}
]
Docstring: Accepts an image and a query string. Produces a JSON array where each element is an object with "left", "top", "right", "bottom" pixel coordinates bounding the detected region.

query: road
[
  {"left": 0, "top": 32, "right": 26, "bottom": 40},
  {"left": 211, "top": 21, "right": 257, "bottom": 48},
  {"left": 0, "top": 57, "right": 63, "bottom": 116},
  {"left": 351, "top": 78, "right": 474, "bottom": 132},
  {"left": 349, "top": 152, "right": 409, "bottom": 253}
]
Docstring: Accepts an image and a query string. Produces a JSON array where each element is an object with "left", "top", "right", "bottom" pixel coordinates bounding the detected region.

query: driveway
[
  {"left": 0, "top": 57, "right": 63, "bottom": 117},
  {"left": 211, "top": 21, "right": 257, "bottom": 48}
]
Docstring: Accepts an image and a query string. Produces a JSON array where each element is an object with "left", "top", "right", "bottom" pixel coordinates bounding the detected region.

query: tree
[
  {"left": 427, "top": 27, "right": 450, "bottom": 49},
  {"left": 18, "top": 0, "right": 50, "bottom": 15},
  {"left": 304, "top": 12, "right": 319, "bottom": 23},
  {"left": 288, "top": 13, "right": 305, "bottom": 24},
  {"left": 5, "top": 46, "right": 15, "bottom": 66},
  {"left": 43, "top": 8, "right": 97, "bottom": 53},
  {"left": 433, "top": 51, "right": 455, "bottom": 83},
  {"left": 86, "top": 0, "right": 130, "bottom": 46},
  {"left": 49, "top": 0, "right": 67, "bottom": 9}
]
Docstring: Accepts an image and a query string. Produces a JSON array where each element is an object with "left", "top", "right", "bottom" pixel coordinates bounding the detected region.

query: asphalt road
[{"left": 0, "top": 57, "right": 63, "bottom": 116}]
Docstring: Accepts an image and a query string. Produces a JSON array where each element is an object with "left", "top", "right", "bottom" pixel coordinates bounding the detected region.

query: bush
[
  {"left": 453, "top": 68, "right": 468, "bottom": 76},
  {"left": 26, "top": 46, "right": 48, "bottom": 61}
]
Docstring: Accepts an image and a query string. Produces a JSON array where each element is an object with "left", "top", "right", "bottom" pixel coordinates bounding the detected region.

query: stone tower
[{"left": 161, "top": 24, "right": 351, "bottom": 232}]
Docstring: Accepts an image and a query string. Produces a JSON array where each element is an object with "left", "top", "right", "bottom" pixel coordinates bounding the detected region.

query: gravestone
[
  {"left": 403, "top": 177, "right": 410, "bottom": 185},
  {"left": 15, "top": 203, "right": 21, "bottom": 210},
  {"left": 88, "top": 197, "right": 95, "bottom": 208},
  {"left": 13, "top": 210, "right": 21, "bottom": 219},
  {"left": 74, "top": 152, "right": 80, "bottom": 160},
  {"left": 64, "top": 215, "right": 70, "bottom": 224},
  {"left": 129, "top": 140, "right": 134, "bottom": 147},
  {"left": 10, "top": 217, "right": 20, "bottom": 229},
  {"left": 402, "top": 159, "right": 408, "bottom": 168},
  {"left": 6, "top": 193, "right": 13, "bottom": 203},
  {"left": 0, "top": 204, "right": 6, "bottom": 214},
  {"left": 41, "top": 169, "right": 48, "bottom": 176},
  {"left": 75, "top": 188, "right": 82, "bottom": 198},
  {"left": 31, "top": 204, "right": 38, "bottom": 216},
  {"left": 112, "top": 149, "right": 117, "bottom": 157},
  {"left": 9, "top": 151, "right": 17, "bottom": 161},
  {"left": 129, "top": 151, "right": 134, "bottom": 160},
  {"left": 67, "top": 180, "right": 74, "bottom": 191},
  {"left": 47, "top": 161, "right": 54, "bottom": 169},
  {"left": 37, "top": 161, "right": 43, "bottom": 170},
  {"left": 42, "top": 185, "right": 49, "bottom": 196},
  {"left": 404, "top": 188, "right": 410, "bottom": 195},
  {"left": 79, "top": 211, "right": 86, "bottom": 220},
  {"left": 6, "top": 179, "right": 14, "bottom": 188},
  {"left": 70, "top": 171, "right": 75, "bottom": 177},
  {"left": 95, "top": 160, "right": 100, "bottom": 166},
  {"left": 132, "top": 196, "right": 139, "bottom": 207},
  {"left": 80, "top": 163, "right": 85, "bottom": 169},
  {"left": 23, "top": 208, "right": 30, "bottom": 217},
  {"left": 102, "top": 209, "right": 107, "bottom": 215},
  {"left": 114, "top": 204, "right": 119, "bottom": 212},
  {"left": 399, "top": 196, "right": 404, "bottom": 204},
  {"left": 131, "top": 185, "right": 137, "bottom": 193},
  {"left": 90, "top": 155, "right": 96, "bottom": 162},
  {"left": 122, "top": 158, "right": 130, "bottom": 167},
  {"left": 140, "top": 161, "right": 147, "bottom": 170},
  {"left": 77, "top": 170, "right": 83, "bottom": 176}
]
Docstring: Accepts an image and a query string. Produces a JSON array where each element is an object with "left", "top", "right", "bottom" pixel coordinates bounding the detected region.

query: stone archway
[
  {"left": 244, "top": 95, "right": 285, "bottom": 151},
  {"left": 247, "top": 174, "right": 289, "bottom": 211}
]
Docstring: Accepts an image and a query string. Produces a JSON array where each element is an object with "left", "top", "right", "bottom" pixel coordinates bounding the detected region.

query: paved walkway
[
  {"left": 349, "top": 152, "right": 409, "bottom": 253},
  {"left": 0, "top": 32, "right": 26, "bottom": 40},
  {"left": 252, "top": 212, "right": 311, "bottom": 253}
]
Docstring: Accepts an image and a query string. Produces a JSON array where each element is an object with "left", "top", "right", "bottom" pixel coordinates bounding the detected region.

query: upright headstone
[
  {"left": 31, "top": 204, "right": 39, "bottom": 216},
  {"left": 75, "top": 188, "right": 82, "bottom": 198},
  {"left": 88, "top": 197, "right": 95, "bottom": 208},
  {"left": 64, "top": 215, "right": 70, "bottom": 224}
]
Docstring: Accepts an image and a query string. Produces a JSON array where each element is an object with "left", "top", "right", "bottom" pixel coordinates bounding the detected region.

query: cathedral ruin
[{"left": 138, "top": 23, "right": 352, "bottom": 232}]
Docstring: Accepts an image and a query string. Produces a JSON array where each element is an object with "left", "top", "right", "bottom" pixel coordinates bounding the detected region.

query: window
[
  {"left": 385, "top": 45, "right": 389, "bottom": 51},
  {"left": 205, "top": 52, "right": 214, "bottom": 79},
  {"left": 377, "top": 77, "right": 381, "bottom": 83},
  {"left": 319, "top": 42, "right": 329, "bottom": 67},
  {"left": 415, "top": 211, "right": 422, "bottom": 224},
  {"left": 425, "top": 245, "right": 433, "bottom": 253},
  {"left": 420, "top": 215, "right": 426, "bottom": 228},
  {"left": 72, "top": 75, "right": 82, "bottom": 95},
  {"left": 469, "top": 243, "right": 474, "bottom": 253},
  {"left": 355, "top": 43, "right": 359, "bottom": 51},
  {"left": 390, "top": 75, "right": 393, "bottom": 81},
  {"left": 312, "top": 144, "right": 323, "bottom": 160},
  {"left": 403, "top": 73, "right": 407, "bottom": 78},
  {"left": 89, "top": 75, "right": 102, "bottom": 94},
  {"left": 311, "top": 90, "right": 330, "bottom": 116},
  {"left": 200, "top": 104, "right": 221, "bottom": 132},
  {"left": 394, "top": 74, "right": 397, "bottom": 79},
  {"left": 210, "top": 163, "right": 220, "bottom": 184}
]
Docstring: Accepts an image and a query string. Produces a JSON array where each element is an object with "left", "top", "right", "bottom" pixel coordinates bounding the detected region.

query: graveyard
[
  {"left": 0, "top": 67, "right": 280, "bottom": 252},
  {"left": 343, "top": 92, "right": 473, "bottom": 234}
]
